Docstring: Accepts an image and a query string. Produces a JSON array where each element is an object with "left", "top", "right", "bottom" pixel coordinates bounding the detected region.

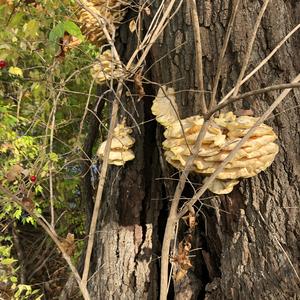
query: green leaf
[
  {"left": 0, "top": 245, "right": 11, "bottom": 257},
  {"left": 10, "top": 276, "right": 18, "bottom": 283},
  {"left": 63, "top": 20, "right": 84, "bottom": 41},
  {"left": 13, "top": 208, "right": 22, "bottom": 220},
  {"left": 0, "top": 106, "right": 7, "bottom": 113},
  {"left": 10, "top": 12, "right": 24, "bottom": 27},
  {"left": 49, "top": 21, "right": 84, "bottom": 44},
  {"left": 49, "top": 22, "right": 65, "bottom": 42},
  {"left": 1, "top": 257, "right": 17, "bottom": 265},
  {"left": 24, "top": 19, "right": 39, "bottom": 38},
  {"left": 35, "top": 185, "right": 43, "bottom": 194},
  {"left": 49, "top": 152, "right": 58, "bottom": 162}
]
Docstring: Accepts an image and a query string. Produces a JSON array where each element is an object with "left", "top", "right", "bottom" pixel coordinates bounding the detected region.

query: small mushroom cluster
[
  {"left": 90, "top": 49, "right": 125, "bottom": 84},
  {"left": 151, "top": 87, "right": 279, "bottom": 194},
  {"left": 97, "top": 120, "right": 135, "bottom": 166},
  {"left": 77, "top": 0, "right": 130, "bottom": 45}
]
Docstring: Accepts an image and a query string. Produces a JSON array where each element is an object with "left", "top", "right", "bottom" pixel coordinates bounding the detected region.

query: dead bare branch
[
  {"left": 209, "top": 0, "right": 241, "bottom": 110},
  {"left": 220, "top": 23, "right": 300, "bottom": 104},
  {"left": 187, "top": 0, "right": 207, "bottom": 114},
  {"left": 232, "top": 0, "right": 270, "bottom": 97},
  {"left": 205, "top": 82, "right": 300, "bottom": 118}
]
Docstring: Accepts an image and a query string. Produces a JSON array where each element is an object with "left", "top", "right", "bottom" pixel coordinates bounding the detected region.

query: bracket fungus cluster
[
  {"left": 151, "top": 86, "right": 279, "bottom": 194},
  {"left": 97, "top": 120, "right": 135, "bottom": 166},
  {"left": 76, "top": 0, "right": 130, "bottom": 45},
  {"left": 90, "top": 49, "right": 125, "bottom": 84}
]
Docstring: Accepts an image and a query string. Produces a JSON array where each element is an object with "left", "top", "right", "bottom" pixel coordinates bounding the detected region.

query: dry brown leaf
[
  {"left": 6, "top": 165, "right": 23, "bottom": 182},
  {"left": 22, "top": 197, "right": 35, "bottom": 211},
  {"left": 60, "top": 233, "right": 75, "bottom": 257},
  {"left": 56, "top": 33, "right": 82, "bottom": 58},
  {"left": 175, "top": 268, "right": 188, "bottom": 282},
  {"left": 129, "top": 19, "right": 136, "bottom": 32},
  {"left": 134, "top": 69, "right": 145, "bottom": 99},
  {"left": 173, "top": 239, "right": 193, "bottom": 282},
  {"left": 182, "top": 206, "right": 197, "bottom": 231},
  {"left": 144, "top": 6, "right": 151, "bottom": 15}
]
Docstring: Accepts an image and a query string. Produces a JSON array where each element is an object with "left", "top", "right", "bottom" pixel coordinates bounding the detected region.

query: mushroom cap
[
  {"left": 91, "top": 49, "right": 125, "bottom": 84},
  {"left": 213, "top": 112, "right": 236, "bottom": 127},
  {"left": 106, "top": 150, "right": 135, "bottom": 165},
  {"left": 151, "top": 86, "right": 179, "bottom": 127},
  {"left": 203, "top": 178, "right": 240, "bottom": 194},
  {"left": 97, "top": 121, "right": 135, "bottom": 166},
  {"left": 77, "top": 0, "right": 129, "bottom": 45},
  {"left": 97, "top": 135, "right": 135, "bottom": 154},
  {"left": 163, "top": 116, "right": 204, "bottom": 138}
]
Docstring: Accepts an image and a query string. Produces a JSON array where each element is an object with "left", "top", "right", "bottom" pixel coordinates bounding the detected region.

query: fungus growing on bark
[
  {"left": 76, "top": 0, "right": 130, "bottom": 45},
  {"left": 151, "top": 86, "right": 179, "bottom": 127},
  {"left": 90, "top": 49, "right": 125, "bottom": 84},
  {"left": 97, "top": 120, "right": 135, "bottom": 166},
  {"left": 152, "top": 86, "right": 279, "bottom": 194}
]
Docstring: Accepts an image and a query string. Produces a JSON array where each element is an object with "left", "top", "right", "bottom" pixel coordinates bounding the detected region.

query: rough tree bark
[{"left": 87, "top": 1, "right": 300, "bottom": 299}]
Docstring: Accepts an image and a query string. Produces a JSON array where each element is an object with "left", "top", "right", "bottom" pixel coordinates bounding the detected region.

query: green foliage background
[{"left": 0, "top": 1, "right": 101, "bottom": 298}]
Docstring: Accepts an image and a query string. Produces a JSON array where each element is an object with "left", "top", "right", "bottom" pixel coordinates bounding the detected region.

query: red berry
[
  {"left": 30, "top": 175, "right": 37, "bottom": 182},
  {"left": 0, "top": 60, "right": 7, "bottom": 69}
]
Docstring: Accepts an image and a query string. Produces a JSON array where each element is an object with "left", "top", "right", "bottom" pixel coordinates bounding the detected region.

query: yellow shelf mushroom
[
  {"left": 90, "top": 49, "right": 125, "bottom": 84},
  {"left": 151, "top": 86, "right": 279, "bottom": 194},
  {"left": 97, "top": 120, "right": 135, "bottom": 166},
  {"left": 76, "top": 0, "right": 130, "bottom": 46}
]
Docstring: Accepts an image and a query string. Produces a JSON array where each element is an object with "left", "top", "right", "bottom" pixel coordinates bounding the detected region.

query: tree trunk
[{"left": 87, "top": 0, "right": 300, "bottom": 299}]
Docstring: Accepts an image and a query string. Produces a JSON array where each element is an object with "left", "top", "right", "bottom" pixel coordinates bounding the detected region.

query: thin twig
[
  {"left": 178, "top": 73, "right": 300, "bottom": 219},
  {"left": 16, "top": 89, "right": 23, "bottom": 119},
  {"left": 78, "top": 79, "right": 95, "bottom": 139},
  {"left": 219, "top": 23, "right": 300, "bottom": 104},
  {"left": 188, "top": 0, "right": 207, "bottom": 114},
  {"left": 205, "top": 82, "right": 300, "bottom": 118},
  {"left": 257, "top": 211, "right": 300, "bottom": 282},
  {"left": 49, "top": 90, "right": 60, "bottom": 228},
  {"left": 12, "top": 226, "right": 26, "bottom": 284},
  {"left": 209, "top": 0, "right": 241, "bottom": 110},
  {"left": 232, "top": 0, "right": 270, "bottom": 97},
  {"left": 127, "top": 0, "right": 184, "bottom": 73}
]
